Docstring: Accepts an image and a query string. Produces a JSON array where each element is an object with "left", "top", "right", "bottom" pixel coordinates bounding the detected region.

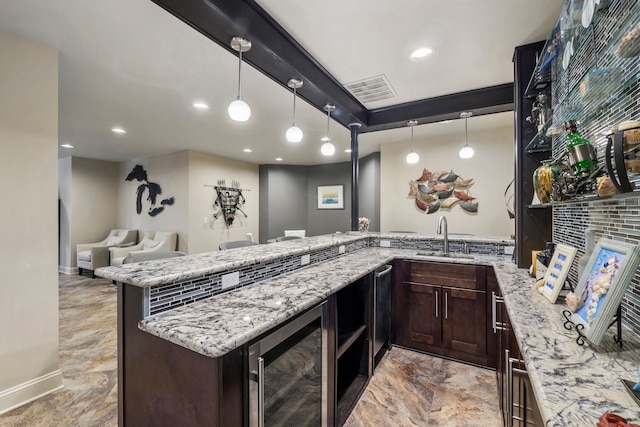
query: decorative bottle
[{"left": 564, "top": 120, "right": 597, "bottom": 181}]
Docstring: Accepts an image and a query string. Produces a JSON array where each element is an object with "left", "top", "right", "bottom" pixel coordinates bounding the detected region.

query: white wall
[
  {"left": 58, "top": 157, "right": 72, "bottom": 272},
  {"left": 0, "top": 28, "right": 62, "bottom": 414},
  {"left": 118, "top": 151, "right": 189, "bottom": 252},
  {"left": 188, "top": 151, "right": 260, "bottom": 253},
  {"left": 381, "top": 119, "right": 514, "bottom": 237}
]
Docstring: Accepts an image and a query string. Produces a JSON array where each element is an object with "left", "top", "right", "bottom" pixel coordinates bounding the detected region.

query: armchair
[
  {"left": 77, "top": 229, "right": 137, "bottom": 276},
  {"left": 110, "top": 231, "right": 178, "bottom": 266}
]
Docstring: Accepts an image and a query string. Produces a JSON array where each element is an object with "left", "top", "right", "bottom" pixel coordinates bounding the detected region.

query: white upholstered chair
[
  {"left": 77, "top": 229, "right": 137, "bottom": 276},
  {"left": 110, "top": 231, "right": 178, "bottom": 266}
]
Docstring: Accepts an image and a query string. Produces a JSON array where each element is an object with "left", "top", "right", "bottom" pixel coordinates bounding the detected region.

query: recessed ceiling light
[
  {"left": 275, "top": 157, "right": 283, "bottom": 161},
  {"left": 320, "top": 136, "right": 331, "bottom": 142},
  {"left": 410, "top": 47, "right": 435, "bottom": 62},
  {"left": 243, "top": 148, "right": 252, "bottom": 153},
  {"left": 111, "top": 127, "right": 126, "bottom": 134},
  {"left": 192, "top": 102, "right": 209, "bottom": 110},
  {"left": 344, "top": 149, "right": 352, "bottom": 153},
  {"left": 60, "top": 144, "right": 74, "bottom": 149}
]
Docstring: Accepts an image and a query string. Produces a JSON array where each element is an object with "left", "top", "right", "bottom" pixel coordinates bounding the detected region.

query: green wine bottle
[{"left": 564, "top": 120, "right": 597, "bottom": 180}]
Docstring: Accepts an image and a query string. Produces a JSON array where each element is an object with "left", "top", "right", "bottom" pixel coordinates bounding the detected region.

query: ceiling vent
[{"left": 343, "top": 75, "right": 396, "bottom": 104}]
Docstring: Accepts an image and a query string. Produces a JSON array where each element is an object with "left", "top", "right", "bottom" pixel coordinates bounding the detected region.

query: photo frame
[
  {"left": 540, "top": 243, "right": 578, "bottom": 303},
  {"left": 317, "top": 185, "right": 344, "bottom": 209},
  {"left": 569, "top": 238, "right": 640, "bottom": 345}
]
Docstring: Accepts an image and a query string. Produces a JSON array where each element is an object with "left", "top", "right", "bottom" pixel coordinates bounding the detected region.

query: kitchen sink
[{"left": 415, "top": 251, "right": 474, "bottom": 259}]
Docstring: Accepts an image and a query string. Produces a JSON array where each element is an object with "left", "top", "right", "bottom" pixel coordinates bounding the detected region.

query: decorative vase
[{"left": 533, "top": 162, "right": 565, "bottom": 204}]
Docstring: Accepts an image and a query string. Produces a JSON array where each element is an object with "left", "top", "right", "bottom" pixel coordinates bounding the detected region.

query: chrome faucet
[{"left": 437, "top": 216, "right": 449, "bottom": 254}]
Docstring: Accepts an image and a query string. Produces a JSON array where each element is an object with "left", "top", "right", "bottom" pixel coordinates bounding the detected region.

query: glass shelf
[
  {"left": 528, "top": 189, "right": 640, "bottom": 208},
  {"left": 524, "top": 121, "right": 553, "bottom": 153}
]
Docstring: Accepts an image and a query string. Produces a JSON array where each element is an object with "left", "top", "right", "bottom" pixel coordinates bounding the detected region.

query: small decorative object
[
  {"left": 358, "top": 217, "right": 369, "bottom": 232},
  {"left": 597, "top": 412, "right": 640, "bottom": 427},
  {"left": 317, "top": 185, "right": 344, "bottom": 209},
  {"left": 565, "top": 291, "right": 581, "bottom": 312},
  {"left": 207, "top": 179, "right": 249, "bottom": 227},
  {"left": 596, "top": 176, "right": 619, "bottom": 196},
  {"left": 532, "top": 161, "right": 567, "bottom": 203},
  {"left": 407, "top": 168, "right": 477, "bottom": 214},
  {"left": 126, "top": 165, "right": 175, "bottom": 217},
  {"left": 569, "top": 238, "right": 640, "bottom": 345},
  {"left": 538, "top": 243, "right": 578, "bottom": 303}
]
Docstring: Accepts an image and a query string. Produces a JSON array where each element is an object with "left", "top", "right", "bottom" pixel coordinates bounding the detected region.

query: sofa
[
  {"left": 110, "top": 231, "right": 178, "bottom": 266},
  {"left": 77, "top": 229, "right": 137, "bottom": 276}
]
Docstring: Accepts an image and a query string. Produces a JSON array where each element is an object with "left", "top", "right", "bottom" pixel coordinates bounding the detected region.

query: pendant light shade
[
  {"left": 286, "top": 78, "right": 303, "bottom": 142},
  {"left": 406, "top": 120, "right": 419, "bottom": 164},
  {"left": 228, "top": 37, "right": 251, "bottom": 122},
  {"left": 321, "top": 104, "right": 336, "bottom": 156},
  {"left": 459, "top": 112, "right": 474, "bottom": 159}
]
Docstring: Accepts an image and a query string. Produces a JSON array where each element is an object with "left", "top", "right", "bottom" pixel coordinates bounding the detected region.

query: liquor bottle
[{"left": 564, "top": 120, "right": 597, "bottom": 181}]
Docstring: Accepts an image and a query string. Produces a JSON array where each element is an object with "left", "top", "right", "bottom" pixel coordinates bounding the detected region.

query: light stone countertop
[
  {"left": 94, "top": 232, "right": 512, "bottom": 288},
  {"left": 127, "top": 240, "right": 639, "bottom": 425}
]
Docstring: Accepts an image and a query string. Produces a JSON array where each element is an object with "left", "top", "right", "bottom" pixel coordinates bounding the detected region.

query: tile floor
[{"left": 0, "top": 274, "right": 501, "bottom": 426}]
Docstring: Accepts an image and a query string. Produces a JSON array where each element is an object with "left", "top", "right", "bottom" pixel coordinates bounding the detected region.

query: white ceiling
[{"left": 0, "top": 0, "right": 561, "bottom": 165}]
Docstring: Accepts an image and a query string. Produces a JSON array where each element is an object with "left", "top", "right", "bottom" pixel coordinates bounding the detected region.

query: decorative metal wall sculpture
[
  {"left": 126, "top": 164, "right": 175, "bottom": 217},
  {"left": 408, "top": 168, "right": 478, "bottom": 214},
  {"left": 207, "top": 179, "right": 249, "bottom": 227}
]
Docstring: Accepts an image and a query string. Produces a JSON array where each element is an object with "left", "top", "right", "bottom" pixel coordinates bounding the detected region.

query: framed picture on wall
[
  {"left": 539, "top": 243, "right": 577, "bottom": 303},
  {"left": 569, "top": 238, "right": 640, "bottom": 345},
  {"left": 317, "top": 185, "right": 344, "bottom": 209}
]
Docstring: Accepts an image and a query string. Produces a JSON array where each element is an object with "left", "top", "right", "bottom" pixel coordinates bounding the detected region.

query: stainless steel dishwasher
[
  {"left": 373, "top": 264, "right": 393, "bottom": 368},
  {"left": 248, "top": 302, "right": 328, "bottom": 427}
]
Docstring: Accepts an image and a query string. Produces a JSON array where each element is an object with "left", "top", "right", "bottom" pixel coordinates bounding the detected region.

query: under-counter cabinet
[
  {"left": 333, "top": 273, "right": 372, "bottom": 426},
  {"left": 392, "top": 261, "right": 492, "bottom": 367},
  {"left": 490, "top": 268, "right": 543, "bottom": 427}
]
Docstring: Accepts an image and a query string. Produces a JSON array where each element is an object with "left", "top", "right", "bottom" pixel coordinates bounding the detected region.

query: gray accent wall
[
  {"left": 359, "top": 152, "right": 381, "bottom": 232},
  {"left": 259, "top": 165, "right": 308, "bottom": 243},
  {"left": 307, "top": 162, "right": 351, "bottom": 236},
  {"left": 259, "top": 155, "right": 381, "bottom": 239}
]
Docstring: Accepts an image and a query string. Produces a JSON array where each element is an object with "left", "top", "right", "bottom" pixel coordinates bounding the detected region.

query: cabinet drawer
[{"left": 407, "top": 261, "right": 485, "bottom": 290}]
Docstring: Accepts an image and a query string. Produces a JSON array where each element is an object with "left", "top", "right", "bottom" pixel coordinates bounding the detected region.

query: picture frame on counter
[
  {"left": 317, "top": 185, "right": 344, "bottom": 209},
  {"left": 569, "top": 238, "right": 640, "bottom": 345},
  {"left": 540, "top": 243, "right": 578, "bottom": 303}
]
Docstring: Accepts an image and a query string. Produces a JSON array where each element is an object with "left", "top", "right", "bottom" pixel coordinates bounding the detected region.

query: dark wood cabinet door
[
  {"left": 402, "top": 282, "right": 442, "bottom": 354},
  {"left": 442, "top": 287, "right": 487, "bottom": 365}
]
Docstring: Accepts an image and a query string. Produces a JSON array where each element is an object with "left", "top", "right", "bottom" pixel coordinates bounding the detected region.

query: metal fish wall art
[{"left": 408, "top": 167, "right": 478, "bottom": 214}]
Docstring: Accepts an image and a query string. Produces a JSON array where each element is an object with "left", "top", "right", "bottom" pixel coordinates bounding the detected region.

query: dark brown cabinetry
[
  {"left": 490, "top": 267, "right": 543, "bottom": 427},
  {"left": 392, "top": 261, "right": 490, "bottom": 366}
]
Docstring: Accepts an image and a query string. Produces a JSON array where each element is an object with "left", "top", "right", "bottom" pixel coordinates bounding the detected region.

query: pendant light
[
  {"left": 321, "top": 104, "right": 336, "bottom": 156},
  {"left": 285, "top": 78, "right": 303, "bottom": 142},
  {"left": 459, "top": 111, "right": 474, "bottom": 159},
  {"left": 406, "top": 120, "right": 419, "bottom": 164},
  {"left": 228, "top": 37, "right": 252, "bottom": 122}
]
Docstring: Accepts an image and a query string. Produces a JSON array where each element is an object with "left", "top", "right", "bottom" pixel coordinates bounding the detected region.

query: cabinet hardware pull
[
  {"left": 376, "top": 265, "right": 393, "bottom": 278},
  {"left": 258, "top": 357, "right": 265, "bottom": 427},
  {"left": 445, "top": 292, "right": 448, "bottom": 319},
  {"left": 492, "top": 292, "right": 497, "bottom": 334},
  {"left": 505, "top": 349, "right": 511, "bottom": 426},
  {"left": 435, "top": 290, "right": 439, "bottom": 318}
]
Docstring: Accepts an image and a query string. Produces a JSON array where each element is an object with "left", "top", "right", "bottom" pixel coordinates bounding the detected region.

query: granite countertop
[
  {"left": 133, "top": 241, "right": 640, "bottom": 425},
  {"left": 94, "top": 232, "right": 512, "bottom": 288}
]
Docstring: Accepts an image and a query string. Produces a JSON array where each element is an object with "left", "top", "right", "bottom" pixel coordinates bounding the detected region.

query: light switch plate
[
  {"left": 380, "top": 240, "right": 391, "bottom": 248},
  {"left": 339, "top": 245, "right": 345, "bottom": 254},
  {"left": 504, "top": 246, "right": 515, "bottom": 255},
  {"left": 301, "top": 254, "right": 311, "bottom": 265},
  {"left": 221, "top": 271, "right": 240, "bottom": 290}
]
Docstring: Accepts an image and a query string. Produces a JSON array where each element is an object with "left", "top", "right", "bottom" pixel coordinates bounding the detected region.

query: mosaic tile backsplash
[{"left": 546, "top": 0, "right": 640, "bottom": 337}]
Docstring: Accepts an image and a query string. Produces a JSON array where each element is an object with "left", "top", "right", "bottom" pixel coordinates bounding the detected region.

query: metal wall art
[
  {"left": 207, "top": 179, "right": 249, "bottom": 227},
  {"left": 408, "top": 168, "right": 478, "bottom": 214},
  {"left": 126, "top": 164, "right": 175, "bottom": 217}
]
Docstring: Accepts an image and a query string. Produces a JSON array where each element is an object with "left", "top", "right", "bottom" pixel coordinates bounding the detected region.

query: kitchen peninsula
[{"left": 96, "top": 233, "right": 640, "bottom": 426}]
